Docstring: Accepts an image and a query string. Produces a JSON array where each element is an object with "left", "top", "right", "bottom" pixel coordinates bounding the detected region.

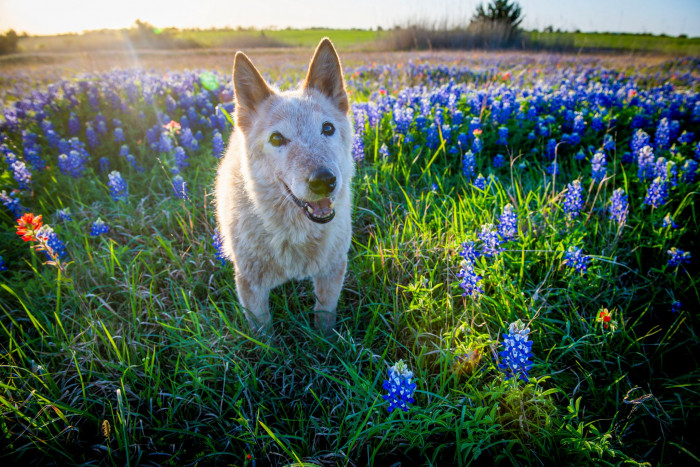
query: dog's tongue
[{"left": 307, "top": 198, "right": 333, "bottom": 218}]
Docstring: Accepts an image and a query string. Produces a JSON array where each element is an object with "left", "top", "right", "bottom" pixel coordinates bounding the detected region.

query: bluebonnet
[
  {"left": 90, "top": 218, "right": 109, "bottom": 237},
  {"left": 573, "top": 113, "right": 585, "bottom": 133},
  {"left": 655, "top": 117, "right": 670, "bottom": 149},
  {"left": 678, "top": 131, "right": 694, "bottom": 144},
  {"left": 671, "top": 301, "right": 682, "bottom": 313},
  {"left": 493, "top": 153, "right": 505, "bottom": 168},
  {"left": 644, "top": 177, "right": 668, "bottom": 208},
  {"left": 591, "top": 151, "right": 607, "bottom": 182},
  {"left": 56, "top": 208, "right": 72, "bottom": 221},
  {"left": 99, "top": 156, "right": 110, "bottom": 174},
  {"left": 457, "top": 259, "right": 483, "bottom": 298},
  {"left": 497, "top": 126, "right": 508, "bottom": 146},
  {"left": 681, "top": 159, "right": 698, "bottom": 183},
  {"left": 158, "top": 132, "right": 174, "bottom": 153},
  {"left": 667, "top": 248, "right": 691, "bottom": 268},
  {"left": 546, "top": 138, "right": 556, "bottom": 159},
  {"left": 471, "top": 134, "right": 482, "bottom": 154},
  {"left": 58, "top": 150, "right": 87, "bottom": 178},
  {"left": 108, "top": 171, "right": 128, "bottom": 201},
  {"left": 382, "top": 360, "right": 416, "bottom": 413},
  {"left": 172, "top": 175, "right": 188, "bottom": 199},
  {"left": 113, "top": 127, "right": 125, "bottom": 143},
  {"left": 174, "top": 147, "right": 189, "bottom": 171},
  {"left": 575, "top": 148, "right": 586, "bottom": 161},
  {"left": 498, "top": 204, "right": 518, "bottom": 242},
  {"left": 473, "top": 174, "right": 486, "bottom": 190},
  {"left": 352, "top": 133, "right": 364, "bottom": 161},
  {"left": 8, "top": 157, "right": 32, "bottom": 190},
  {"left": 564, "top": 246, "right": 590, "bottom": 273},
  {"left": 212, "top": 228, "right": 227, "bottom": 266},
  {"left": 637, "top": 145, "right": 655, "bottom": 180},
  {"left": 663, "top": 213, "right": 678, "bottom": 228},
  {"left": 36, "top": 225, "right": 68, "bottom": 260},
  {"left": 462, "top": 150, "right": 476, "bottom": 180},
  {"left": 609, "top": 188, "right": 628, "bottom": 225},
  {"left": 631, "top": 129, "right": 650, "bottom": 156},
  {"left": 68, "top": 112, "right": 80, "bottom": 135},
  {"left": 546, "top": 161, "right": 558, "bottom": 175},
  {"left": 86, "top": 124, "right": 99, "bottom": 148},
  {"left": 212, "top": 130, "right": 225, "bottom": 158},
  {"left": 0, "top": 255, "right": 6, "bottom": 271},
  {"left": 498, "top": 320, "right": 534, "bottom": 382},
  {"left": 478, "top": 223, "right": 503, "bottom": 257},
  {"left": 379, "top": 143, "right": 390, "bottom": 159},
  {"left": 1, "top": 190, "right": 25, "bottom": 217},
  {"left": 459, "top": 240, "right": 481, "bottom": 263},
  {"left": 180, "top": 128, "right": 199, "bottom": 152}
]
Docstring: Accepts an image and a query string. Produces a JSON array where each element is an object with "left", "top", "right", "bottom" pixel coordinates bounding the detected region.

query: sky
[{"left": 1, "top": 0, "right": 699, "bottom": 37}]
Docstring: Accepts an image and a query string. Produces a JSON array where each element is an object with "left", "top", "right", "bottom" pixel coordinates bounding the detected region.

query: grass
[{"left": 1, "top": 54, "right": 700, "bottom": 464}]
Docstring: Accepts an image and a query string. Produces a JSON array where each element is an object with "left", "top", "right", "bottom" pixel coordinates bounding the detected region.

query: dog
[{"left": 215, "top": 38, "right": 354, "bottom": 336}]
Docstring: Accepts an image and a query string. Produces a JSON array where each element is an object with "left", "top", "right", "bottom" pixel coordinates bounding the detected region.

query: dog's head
[{"left": 232, "top": 38, "right": 353, "bottom": 224}]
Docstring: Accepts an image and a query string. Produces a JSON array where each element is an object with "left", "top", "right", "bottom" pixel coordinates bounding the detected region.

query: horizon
[{"left": 1, "top": 0, "right": 699, "bottom": 38}]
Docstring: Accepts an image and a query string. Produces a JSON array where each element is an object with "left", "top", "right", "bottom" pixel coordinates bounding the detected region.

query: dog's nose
[{"left": 308, "top": 167, "right": 336, "bottom": 196}]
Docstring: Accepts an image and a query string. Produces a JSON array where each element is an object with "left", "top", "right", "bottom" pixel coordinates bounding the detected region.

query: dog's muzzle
[{"left": 283, "top": 183, "right": 336, "bottom": 224}]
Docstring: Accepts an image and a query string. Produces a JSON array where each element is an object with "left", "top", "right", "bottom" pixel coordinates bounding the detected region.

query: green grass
[
  {"left": 530, "top": 31, "right": 700, "bottom": 55},
  {"left": 1, "top": 57, "right": 699, "bottom": 464}
]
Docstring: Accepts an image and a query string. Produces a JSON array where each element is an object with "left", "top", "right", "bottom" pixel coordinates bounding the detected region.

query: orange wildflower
[{"left": 15, "top": 213, "right": 43, "bottom": 242}]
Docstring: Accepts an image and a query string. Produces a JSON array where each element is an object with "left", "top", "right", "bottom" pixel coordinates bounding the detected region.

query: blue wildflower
[
  {"left": 493, "top": 153, "right": 505, "bottom": 168},
  {"left": 382, "top": 360, "right": 416, "bottom": 413},
  {"left": 663, "top": 213, "right": 678, "bottom": 229},
  {"left": 478, "top": 223, "right": 503, "bottom": 257},
  {"left": 497, "top": 126, "right": 508, "bottom": 146},
  {"left": 113, "top": 127, "right": 125, "bottom": 143},
  {"left": 180, "top": 127, "right": 199, "bottom": 152},
  {"left": 56, "top": 208, "right": 72, "bottom": 221},
  {"left": 456, "top": 258, "right": 483, "bottom": 298},
  {"left": 0, "top": 255, "right": 6, "bottom": 271},
  {"left": 1, "top": 190, "right": 25, "bottom": 217},
  {"left": 471, "top": 134, "right": 482, "bottom": 154},
  {"left": 36, "top": 225, "right": 68, "bottom": 261},
  {"left": 174, "top": 146, "right": 189, "bottom": 171},
  {"left": 379, "top": 143, "right": 390, "bottom": 159},
  {"left": 68, "top": 112, "right": 80, "bottom": 135},
  {"left": 462, "top": 150, "right": 476, "bottom": 180},
  {"left": 573, "top": 113, "right": 585, "bottom": 134},
  {"left": 631, "top": 129, "right": 650, "bottom": 155},
  {"left": 671, "top": 301, "right": 682, "bottom": 313},
  {"left": 158, "top": 131, "right": 173, "bottom": 153},
  {"left": 498, "top": 320, "right": 534, "bottom": 382},
  {"left": 564, "top": 246, "right": 589, "bottom": 273},
  {"left": 352, "top": 133, "right": 364, "bottom": 161},
  {"left": 90, "top": 218, "right": 109, "bottom": 237},
  {"left": 609, "top": 188, "right": 628, "bottom": 225},
  {"left": 498, "top": 204, "right": 518, "bottom": 242},
  {"left": 172, "top": 175, "right": 188, "bottom": 200},
  {"left": 58, "top": 150, "right": 87, "bottom": 178},
  {"left": 212, "top": 130, "right": 225, "bottom": 158},
  {"left": 681, "top": 159, "right": 698, "bottom": 184},
  {"left": 637, "top": 145, "right": 655, "bottom": 180},
  {"left": 563, "top": 180, "right": 583, "bottom": 219},
  {"left": 459, "top": 240, "right": 481, "bottom": 263},
  {"left": 473, "top": 174, "right": 486, "bottom": 190},
  {"left": 546, "top": 161, "right": 558, "bottom": 175},
  {"left": 212, "top": 228, "right": 227, "bottom": 266},
  {"left": 655, "top": 117, "right": 670, "bottom": 149},
  {"left": 591, "top": 151, "right": 607, "bottom": 182},
  {"left": 644, "top": 177, "right": 668, "bottom": 208},
  {"left": 108, "top": 171, "right": 128, "bottom": 201},
  {"left": 667, "top": 248, "right": 691, "bottom": 268},
  {"left": 8, "top": 157, "right": 32, "bottom": 190}
]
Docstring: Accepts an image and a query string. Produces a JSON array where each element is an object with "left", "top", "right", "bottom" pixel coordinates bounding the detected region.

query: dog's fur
[{"left": 215, "top": 38, "right": 354, "bottom": 335}]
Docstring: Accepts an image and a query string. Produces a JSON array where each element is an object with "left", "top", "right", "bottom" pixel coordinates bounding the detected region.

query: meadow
[{"left": 1, "top": 49, "right": 699, "bottom": 465}]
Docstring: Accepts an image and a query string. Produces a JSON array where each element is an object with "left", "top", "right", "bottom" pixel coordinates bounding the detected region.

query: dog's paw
[{"left": 314, "top": 310, "right": 337, "bottom": 337}]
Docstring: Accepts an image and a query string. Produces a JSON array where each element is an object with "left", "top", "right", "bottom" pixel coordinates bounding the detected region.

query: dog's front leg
[
  {"left": 312, "top": 258, "right": 347, "bottom": 336},
  {"left": 235, "top": 274, "right": 271, "bottom": 334}
]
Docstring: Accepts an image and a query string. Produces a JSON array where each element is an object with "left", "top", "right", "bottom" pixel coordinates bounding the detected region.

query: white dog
[{"left": 215, "top": 38, "right": 354, "bottom": 335}]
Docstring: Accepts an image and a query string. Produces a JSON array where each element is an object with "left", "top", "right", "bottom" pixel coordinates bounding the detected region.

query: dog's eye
[
  {"left": 269, "top": 132, "right": 288, "bottom": 147},
  {"left": 321, "top": 122, "right": 335, "bottom": 136}
]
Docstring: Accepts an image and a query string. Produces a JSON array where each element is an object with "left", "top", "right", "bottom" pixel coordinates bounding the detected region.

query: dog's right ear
[{"left": 233, "top": 52, "right": 273, "bottom": 132}]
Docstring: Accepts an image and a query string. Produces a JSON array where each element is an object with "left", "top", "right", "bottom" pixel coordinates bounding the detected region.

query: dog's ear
[
  {"left": 233, "top": 52, "right": 274, "bottom": 131},
  {"left": 303, "top": 38, "right": 349, "bottom": 114}
]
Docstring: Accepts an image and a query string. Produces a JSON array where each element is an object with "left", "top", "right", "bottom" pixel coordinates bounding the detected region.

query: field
[{"left": 1, "top": 48, "right": 699, "bottom": 465}]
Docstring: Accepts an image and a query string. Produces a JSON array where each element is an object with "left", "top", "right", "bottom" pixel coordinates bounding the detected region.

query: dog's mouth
[{"left": 283, "top": 183, "right": 335, "bottom": 224}]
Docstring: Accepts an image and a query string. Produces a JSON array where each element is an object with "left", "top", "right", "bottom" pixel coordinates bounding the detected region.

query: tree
[
  {"left": 0, "top": 29, "right": 19, "bottom": 55},
  {"left": 471, "top": 0, "right": 524, "bottom": 44}
]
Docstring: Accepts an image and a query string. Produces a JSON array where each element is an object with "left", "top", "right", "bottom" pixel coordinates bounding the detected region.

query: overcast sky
[{"left": 1, "top": 0, "right": 698, "bottom": 36}]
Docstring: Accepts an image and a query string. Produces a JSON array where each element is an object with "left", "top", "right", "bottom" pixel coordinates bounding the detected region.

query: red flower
[
  {"left": 596, "top": 308, "right": 613, "bottom": 329},
  {"left": 163, "top": 120, "right": 181, "bottom": 134},
  {"left": 16, "top": 213, "right": 43, "bottom": 242}
]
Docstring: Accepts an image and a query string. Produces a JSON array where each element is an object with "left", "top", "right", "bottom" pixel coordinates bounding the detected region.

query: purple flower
[
  {"left": 498, "top": 320, "right": 533, "bottom": 382},
  {"left": 212, "top": 130, "right": 225, "bottom": 158},
  {"left": 108, "top": 171, "right": 128, "bottom": 201},
  {"left": 352, "top": 133, "right": 364, "bottom": 162},
  {"left": 90, "top": 218, "right": 109, "bottom": 237},
  {"left": 644, "top": 177, "right": 668, "bottom": 208},
  {"left": 667, "top": 248, "right": 691, "bottom": 268},
  {"left": 609, "top": 188, "right": 628, "bottom": 225},
  {"left": 382, "top": 360, "right": 416, "bottom": 413},
  {"left": 498, "top": 204, "right": 518, "bottom": 242},
  {"left": 172, "top": 175, "right": 188, "bottom": 199},
  {"left": 457, "top": 259, "right": 483, "bottom": 298},
  {"left": 563, "top": 180, "right": 583, "bottom": 219},
  {"left": 564, "top": 246, "right": 589, "bottom": 273},
  {"left": 478, "top": 223, "right": 503, "bottom": 257},
  {"left": 212, "top": 228, "right": 227, "bottom": 266},
  {"left": 591, "top": 151, "right": 607, "bottom": 182}
]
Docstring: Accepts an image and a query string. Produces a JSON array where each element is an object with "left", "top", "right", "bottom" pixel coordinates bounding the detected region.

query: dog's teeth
[
  {"left": 306, "top": 206, "right": 314, "bottom": 214},
  {"left": 329, "top": 201, "right": 335, "bottom": 209}
]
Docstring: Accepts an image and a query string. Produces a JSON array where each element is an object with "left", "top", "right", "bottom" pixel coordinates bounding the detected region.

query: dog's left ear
[{"left": 304, "top": 38, "right": 349, "bottom": 114}]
